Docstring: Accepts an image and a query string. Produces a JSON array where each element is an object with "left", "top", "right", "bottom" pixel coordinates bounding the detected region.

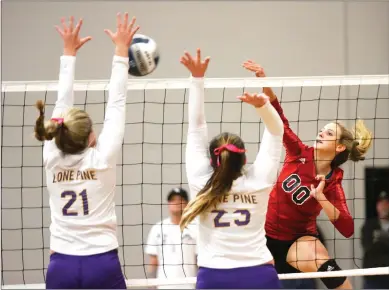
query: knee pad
[{"left": 318, "top": 259, "right": 346, "bottom": 289}]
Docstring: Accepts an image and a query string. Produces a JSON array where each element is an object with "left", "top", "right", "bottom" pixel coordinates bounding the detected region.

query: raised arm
[
  {"left": 180, "top": 49, "right": 212, "bottom": 199},
  {"left": 238, "top": 93, "right": 284, "bottom": 185},
  {"left": 96, "top": 13, "right": 139, "bottom": 164},
  {"left": 243, "top": 60, "right": 306, "bottom": 158},
  {"left": 44, "top": 17, "right": 91, "bottom": 162}
]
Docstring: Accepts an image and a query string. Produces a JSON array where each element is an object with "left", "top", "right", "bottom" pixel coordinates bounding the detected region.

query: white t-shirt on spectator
[{"left": 145, "top": 218, "right": 197, "bottom": 289}]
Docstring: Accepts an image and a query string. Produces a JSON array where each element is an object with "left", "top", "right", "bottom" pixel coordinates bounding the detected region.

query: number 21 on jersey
[{"left": 61, "top": 189, "right": 89, "bottom": 216}]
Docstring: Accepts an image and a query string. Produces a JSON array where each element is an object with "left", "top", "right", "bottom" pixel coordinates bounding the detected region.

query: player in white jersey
[
  {"left": 178, "top": 48, "right": 284, "bottom": 289},
  {"left": 33, "top": 13, "right": 139, "bottom": 289},
  {"left": 145, "top": 188, "right": 197, "bottom": 289}
]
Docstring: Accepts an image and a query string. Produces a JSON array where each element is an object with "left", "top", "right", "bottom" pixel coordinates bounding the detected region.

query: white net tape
[
  {"left": 2, "top": 75, "right": 389, "bottom": 91},
  {"left": 2, "top": 74, "right": 389, "bottom": 289},
  {"left": 2, "top": 267, "right": 389, "bottom": 289}
]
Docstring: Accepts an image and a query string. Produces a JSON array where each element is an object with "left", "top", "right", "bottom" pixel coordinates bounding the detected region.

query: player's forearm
[
  {"left": 317, "top": 193, "right": 354, "bottom": 237},
  {"left": 316, "top": 193, "right": 340, "bottom": 221},
  {"left": 255, "top": 101, "right": 283, "bottom": 136},
  {"left": 185, "top": 77, "right": 211, "bottom": 198},
  {"left": 188, "top": 77, "right": 206, "bottom": 130},
  {"left": 332, "top": 211, "right": 354, "bottom": 238},
  {"left": 52, "top": 56, "right": 76, "bottom": 118},
  {"left": 263, "top": 87, "right": 277, "bottom": 102},
  {"left": 270, "top": 98, "right": 305, "bottom": 155},
  {"left": 96, "top": 55, "right": 128, "bottom": 160},
  {"left": 108, "top": 55, "right": 129, "bottom": 106}
]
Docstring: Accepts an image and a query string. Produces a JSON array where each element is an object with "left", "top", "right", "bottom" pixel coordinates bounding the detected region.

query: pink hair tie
[
  {"left": 51, "top": 118, "right": 64, "bottom": 125},
  {"left": 213, "top": 144, "right": 246, "bottom": 166}
]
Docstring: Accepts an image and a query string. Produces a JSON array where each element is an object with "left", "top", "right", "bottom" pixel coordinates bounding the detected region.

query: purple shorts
[
  {"left": 196, "top": 264, "right": 281, "bottom": 289},
  {"left": 46, "top": 249, "right": 126, "bottom": 289}
]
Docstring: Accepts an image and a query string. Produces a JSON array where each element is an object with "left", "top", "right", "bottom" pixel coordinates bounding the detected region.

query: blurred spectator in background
[
  {"left": 280, "top": 226, "right": 326, "bottom": 289},
  {"left": 361, "top": 190, "right": 389, "bottom": 289},
  {"left": 145, "top": 188, "right": 197, "bottom": 289}
]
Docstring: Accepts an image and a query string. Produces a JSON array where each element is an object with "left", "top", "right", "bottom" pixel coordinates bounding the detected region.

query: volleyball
[{"left": 128, "top": 34, "right": 160, "bottom": 77}]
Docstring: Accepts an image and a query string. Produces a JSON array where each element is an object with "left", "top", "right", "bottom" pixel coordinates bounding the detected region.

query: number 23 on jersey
[{"left": 212, "top": 209, "right": 251, "bottom": 228}]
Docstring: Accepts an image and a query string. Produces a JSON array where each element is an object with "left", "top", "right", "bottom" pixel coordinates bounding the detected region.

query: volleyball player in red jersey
[{"left": 243, "top": 61, "right": 373, "bottom": 289}]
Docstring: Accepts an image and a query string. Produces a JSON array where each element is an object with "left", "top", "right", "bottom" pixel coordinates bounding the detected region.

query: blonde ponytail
[
  {"left": 332, "top": 119, "right": 373, "bottom": 168},
  {"left": 34, "top": 100, "right": 93, "bottom": 154},
  {"left": 349, "top": 119, "right": 373, "bottom": 161}
]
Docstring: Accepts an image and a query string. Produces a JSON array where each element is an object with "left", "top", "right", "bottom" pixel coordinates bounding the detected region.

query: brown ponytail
[
  {"left": 180, "top": 133, "right": 246, "bottom": 231},
  {"left": 34, "top": 100, "right": 61, "bottom": 141}
]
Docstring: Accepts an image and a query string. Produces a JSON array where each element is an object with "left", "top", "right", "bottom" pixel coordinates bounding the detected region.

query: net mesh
[{"left": 1, "top": 75, "right": 389, "bottom": 288}]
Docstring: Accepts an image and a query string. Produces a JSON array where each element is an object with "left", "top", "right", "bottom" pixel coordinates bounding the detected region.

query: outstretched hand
[
  {"left": 242, "top": 60, "right": 266, "bottom": 78},
  {"left": 180, "top": 48, "right": 210, "bottom": 78},
  {"left": 55, "top": 16, "right": 92, "bottom": 56},
  {"left": 237, "top": 92, "right": 269, "bottom": 108},
  {"left": 104, "top": 12, "right": 139, "bottom": 49}
]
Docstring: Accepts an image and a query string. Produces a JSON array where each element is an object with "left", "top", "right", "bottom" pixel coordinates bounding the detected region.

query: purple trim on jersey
[
  {"left": 46, "top": 249, "right": 126, "bottom": 289},
  {"left": 196, "top": 264, "right": 281, "bottom": 289}
]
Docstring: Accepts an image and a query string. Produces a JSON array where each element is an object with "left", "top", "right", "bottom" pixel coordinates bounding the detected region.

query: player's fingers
[
  {"left": 116, "top": 12, "right": 122, "bottom": 29},
  {"left": 181, "top": 53, "right": 190, "bottom": 63},
  {"left": 243, "top": 64, "right": 256, "bottom": 71},
  {"left": 184, "top": 52, "right": 194, "bottom": 64},
  {"left": 180, "top": 61, "right": 189, "bottom": 69},
  {"left": 104, "top": 29, "right": 113, "bottom": 38},
  {"left": 180, "top": 61, "right": 192, "bottom": 72},
  {"left": 123, "top": 12, "right": 129, "bottom": 28},
  {"left": 127, "top": 16, "right": 136, "bottom": 32},
  {"left": 55, "top": 26, "right": 64, "bottom": 36},
  {"left": 130, "top": 25, "right": 140, "bottom": 37},
  {"left": 196, "top": 48, "right": 201, "bottom": 62},
  {"left": 236, "top": 95, "right": 247, "bottom": 102},
  {"left": 69, "top": 16, "right": 74, "bottom": 32},
  {"left": 80, "top": 36, "right": 92, "bottom": 46},
  {"left": 180, "top": 56, "right": 189, "bottom": 65},
  {"left": 60, "top": 17, "right": 68, "bottom": 32},
  {"left": 203, "top": 56, "right": 211, "bottom": 67},
  {"left": 74, "top": 18, "right": 83, "bottom": 35},
  {"left": 244, "top": 92, "right": 253, "bottom": 99}
]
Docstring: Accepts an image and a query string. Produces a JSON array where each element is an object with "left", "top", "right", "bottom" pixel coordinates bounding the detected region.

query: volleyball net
[{"left": 1, "top": 75, "right": 389, "bottom": 289}]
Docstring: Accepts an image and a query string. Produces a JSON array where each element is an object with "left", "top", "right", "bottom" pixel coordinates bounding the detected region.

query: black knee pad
[{"left": 317, "top": 259, "right": 346, "bottom": 289}]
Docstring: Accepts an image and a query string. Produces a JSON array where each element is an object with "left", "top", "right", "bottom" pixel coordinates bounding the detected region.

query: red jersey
[{"left": 265, "top": 99, "right": 354, "bottom": 241}]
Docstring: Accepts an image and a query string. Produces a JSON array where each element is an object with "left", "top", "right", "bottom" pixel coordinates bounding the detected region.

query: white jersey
[
  {"left": 185, "top": 77, "right": 284, "bottom": 269},
  {"left": 145, "top": 218, "right": 197, "bottom": 289},
  {"left": 44, "top": 55, "right": 128, "bottom": 255}
]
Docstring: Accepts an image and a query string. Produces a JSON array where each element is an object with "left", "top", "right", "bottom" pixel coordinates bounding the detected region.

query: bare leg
[{"left": 286, "top": 236, "right": 352, "bottom": 289}]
